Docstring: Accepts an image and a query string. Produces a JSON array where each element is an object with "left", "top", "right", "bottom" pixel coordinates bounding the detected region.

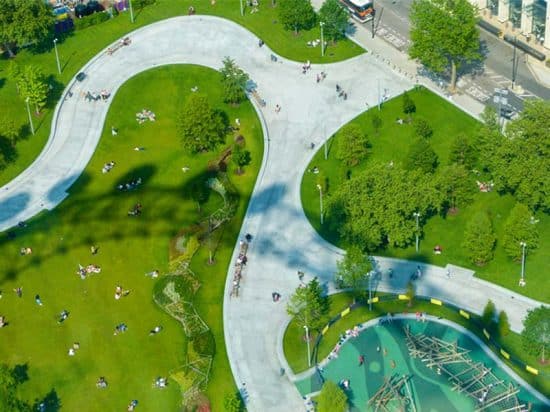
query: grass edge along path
[
  {"left": 283, "top": 292, "right": 550, "bottom": 397},
  {"left": 300, "top": 87, "right": 549, "bottom": 302}
]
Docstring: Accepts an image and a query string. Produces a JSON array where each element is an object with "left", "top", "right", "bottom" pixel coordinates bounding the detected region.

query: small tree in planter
[{"left": 231, "top": 144, "right": 251, "bottom": 175}]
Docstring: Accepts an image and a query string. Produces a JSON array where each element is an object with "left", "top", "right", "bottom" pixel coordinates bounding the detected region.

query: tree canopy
[
  {"left": 409, "top": 0, "right": 480, "bottom": 90},
  {"left": 317, "top": 380, "right": 348, "bottom": 412},
  {"left": 219, "top": 57, "right": 249, "bottom": 105},
  {"left": 178, "top": 93, "right": 228, "bottom": 153},
  {"left": 328, "top": 162, "right": 440, "bottom": 249},
  {"left": 335, "top": 245, "right": 372, "bottom": 298},
  {"left": 437, "top": 163, "right": 474, "bottom": 212},
  {"left": 287, "top": 277, "right": 329, "bottom": 330},
  {"left": 522, "top": 306, "right": 550, "bottom": 363},
  {"left": 319, "top": 0, "right": 349, "bottom": 41},
  {"left": 404, "top": 137, "right": 438, "bottom": 174},
  {"left": 502, "top": 203, "right": 539, "bottom": 261},
  {"left": 0, "top": 364, "right": 31, "bottom": 412},
  {"left": 0, "top": 0, "right": 54, "bottom": 57},
  {"left": 278, "top": 0, "right": 317, "bottom": 34},
  {"left": 335, "top": 123, "right": 369, "bottom": 167},
  {"left": 462, "top": 210, "right": 495, "bottom": 266},
  {"left": 449, "top": 133, "right": 476, "bottom": 170}
]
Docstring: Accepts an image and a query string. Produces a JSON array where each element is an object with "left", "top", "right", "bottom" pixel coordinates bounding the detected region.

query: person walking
[{"left": 358, "top": 354, "right": 365, "bottom": 366}]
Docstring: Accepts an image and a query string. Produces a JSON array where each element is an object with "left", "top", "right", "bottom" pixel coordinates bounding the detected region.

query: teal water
[{"left": 295, "top": 319, "right": 549, "bottom": 411}]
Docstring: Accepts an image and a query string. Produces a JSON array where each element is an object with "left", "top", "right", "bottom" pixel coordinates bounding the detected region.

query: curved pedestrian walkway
[{"left": 0, "top": 16, "right": 545, "bottom": 412}]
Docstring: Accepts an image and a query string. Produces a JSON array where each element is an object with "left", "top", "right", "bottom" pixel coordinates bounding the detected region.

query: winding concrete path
[{"left": 0, "top": 15, "right": 546, "bottom": 411}]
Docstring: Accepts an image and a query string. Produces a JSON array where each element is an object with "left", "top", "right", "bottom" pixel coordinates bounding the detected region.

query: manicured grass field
[
  {"left": 0, "top": 0, "right": 362, "bottom": 188},
  {"left": 0, "top": 65, "right": 263, "bottom": 410},
  {"left": 283, "top": 293, "right": 550, "bottom": 396},
  {"left": 301, "top": 87, "right": 549, "bottom": 302}
]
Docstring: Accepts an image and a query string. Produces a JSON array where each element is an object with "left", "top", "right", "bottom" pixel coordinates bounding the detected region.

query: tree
[
  {"left": 0, "top": 364, "right": 31, "bottom": 412},
  {"left": 402, "top": 91, "right": 416, "bottom": 114},
  {"left": 492, "top": 100, "right": 550, "bottom": 211},
  {"left": 462, "top": 211, "right": 496, "bottom": 266},
  {"left": 287, "top": 277, "right": 329, "bottom": 330},
  {"left": 449, "top": 133, "right": 476, "bottom": 170},
  {"left": 220, "top": 57, "right": 249, "bottom": 105},
  {"left": 278, "top": 0, "right": 317, "bottom": 34},
  {"left": 317, "top": 380, "right": 348, "bottom": 412},
  {"left": 0, "top": 0, "right": 54, "bottom": 57},
  {"left": 231, "top": 144, "right": 251, "bottom": 174},
  {"left": 334, "top": 245, "right": 372, "bottom": 299},
  {"left": 7, "top": 61, "right": 22, "bottom": 93},
  {"left": 335, "top": 123, "right": 369, "bottom": 167},
  {"left": 498, "top": 311, "right": 510, "bottom": 337},
  {"left": 17, "top": 65, "right": 49, "bottom": 114},
  {"left": 502, "top": 203, "right": 539, "bottom": 261},
  {"left": 223, "top": 391, "right": 244, "bottom": 412},
  {"left": 405, "top": 281, "right": 415, "bottom": 307},
  {"left": 475, "top": 106, "right": 503, "bottom": 173},
  {"left": 327, "top": 162, "right": 440, "bottom": 250},
  {"left": 178, "top": 94, "right": 228, "bottom": 153},
  {"left": 404, "top": 138, "right": 438, "bottom": 174},
  {"left": 481, "top": 300, "right": 496, "bottom": 327},
  {"left": 413, "top": 118, "right": 433, "bottom": 139},
  {"left": 319, "top": 0, "right": 349, "bottom": 41},
  {"left": 0, "top": 117, "right": 19, "bottom": 170},
  {"left": 409, "top": 0, "right": 480, "bottom": 91},
  {"left": 437, "top": 164, "right": 475, "bottom": 212},
  {"left": 522, "top": 306, "right": 550, "bottom": 363}
]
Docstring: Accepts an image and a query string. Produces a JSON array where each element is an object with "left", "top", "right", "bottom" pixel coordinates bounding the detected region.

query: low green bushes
[{"left": 74, "top": 11, "right": 111, "bottom": 30}]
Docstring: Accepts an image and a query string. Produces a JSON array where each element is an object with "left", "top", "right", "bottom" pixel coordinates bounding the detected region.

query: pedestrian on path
[
  {"left": 275, "top": 104, "right": 281, "bottom": 113},
  {"left": 358, "top": 354, "right": 365, "bottom": 366},
  {"left": 446, "top": 268, "right": 451, "bottom": 278}
]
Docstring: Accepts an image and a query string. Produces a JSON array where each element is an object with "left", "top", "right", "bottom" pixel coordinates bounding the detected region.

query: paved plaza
[{"left": 0, "top": 16, "right": 546, "bottom": 411}]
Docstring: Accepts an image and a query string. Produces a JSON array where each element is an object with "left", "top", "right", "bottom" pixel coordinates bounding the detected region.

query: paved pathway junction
[{"left": 0, "top": 16, "right": 546, "bottom": 412}]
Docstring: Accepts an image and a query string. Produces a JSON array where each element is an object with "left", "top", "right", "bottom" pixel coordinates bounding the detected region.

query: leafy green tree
[
  {"left": 7, "top": 61, "right": 22, "bottom": 93},
  {"left": 335, "top": 123, "right": 369, "bottom": 167},
  {"left": 223, "top": 391, "right": 244, "bottom": 412},
  {"left": 449, "top": 133, "right": 476, "bottom": 170},
  {"left": 413, "top": 117, "right": 433, "bottom": 138},
  {"left": 0, "top": 0, "right": 54, "bottom": 57},
  {"left": 319, "top": 0, "right": 349, "bottom": 41},
  {"left": 502, "top": 203, "right": 539, "bottom": 261},
  {"left": 492, "top": 100, "right": 550, "bottom": 211},
  {"left": 17, "top": 66, "right": 49, "bottom": 114},
  {"left": 220, "top": 57, "right": 249, "bottom": 105},
  {"left": 0, "top": 364, "right": 31, "bottom": 412},
  {"left": 481, "top": 300, "right": 496, "bottom": 327},
  {"left": 409, "top": 0, "right": 480, "bottom": 91},
  {"left": 287, "top": 277, "right": 329, "bottom": 330},
  {"left": 522, "top": 306, "right": 550, "bottom": 363},
  {"left": 497, "top": 311, "right": 510, "bottom": 337},
  {"left": 334, "top": 245, "right": 372, "bottom": 299},
  {"left": 437, "top": 163, "right": 474, "bottom": 212},
  {"left": 402, "top": 91, "right": 416, "bottom": 114},
  {"left": 404, "top": 138, "right": 438, "bottom": 174},
  {"left": 371, "top": 114, "right": 382, "bottom": 135},
  {"left": 178, "top": 94, "right": 228, "bottom": 153},
  {"left": 475, "top": 106, "right": 503, "bottom": 173},
  {"left": 278, "top": 0, "right": 317, "bottom": 34},
  {"left": 317, "top": 380, "right": 348, "bottom": 412},
  {"left": 327, "top": 162, "right": 440, "bottom": 250},
  {"left": 462, "top": 211, "right": 496, "bottom": 266},
  {"left": 231, "top": 144, "right": 251, "bottom": 174}
]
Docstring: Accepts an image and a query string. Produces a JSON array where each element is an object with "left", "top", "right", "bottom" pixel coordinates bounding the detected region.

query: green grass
[
  {"left": 0, "top": 0, "right": 362, "bottom": 187},
  {"left": 301, "top": 87, "right": 550, "bottom": 302},
  {"left": 0, "top": 65, "right": 263, "bottom": 410},
  {"left": 283, "top": 293, "right": 550, "bottom": 396}
]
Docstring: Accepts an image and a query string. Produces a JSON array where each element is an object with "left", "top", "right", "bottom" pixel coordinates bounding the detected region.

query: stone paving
[{"left": 0, "top": 15, "right": 546, "bottom": 412}]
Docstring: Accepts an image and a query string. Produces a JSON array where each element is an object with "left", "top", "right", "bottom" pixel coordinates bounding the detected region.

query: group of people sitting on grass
[
  {"left": 115, "top": 285, "right": 130, "bottom": 300},
  {"left": 19, "top": 247, "right": 32, "bottom": 255},
  {"left": 128, "top": 203, "right": 143, "bottom": 217},
  {"left": 117, "top": 178, "right": 143, "bottom": 191},
  {"left": 154, "top": 377, "right": 168, "bottom": 388},
  {"left": 76, "top": 264, "right": 102, "bottom": 279},
  {"left": 102, "top": 161, "right": 116, "bottom": 174},
  {"left": 136, "top": 109, "right": 156, "bottom": 124},
  {"left": 0, "top": 316, "right": 7, "bottom": 328}
]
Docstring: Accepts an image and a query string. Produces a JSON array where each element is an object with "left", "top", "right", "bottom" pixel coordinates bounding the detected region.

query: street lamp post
[
  {"left": 304, "top": 325, "right": 311, "bottom": 367},
  {"left": 320, "top": 22, "right": 325, "bottom": 57},
  {"left": 25, "top": 97, "right": 35, "bottom": 135},
  {"left": 129, "top": 0, "right": 134, "bottom": 23},
  {"left": 413, "top": 212, "right": 421, "bottom": 253},
  {"left": 53, "top": 38, "right": 61, "bottom": 74},
  {"left": 240, "top": 0, "right": 244, "bottom": 16},
  {"left": 511, "top": 36, "right": 519, "bottom": 90},
  {"left": 519, "top": 241, "right": 527, "bottom": 287},
  {"left": 316, "top": 184, "right": 323, "bottom": 225}
]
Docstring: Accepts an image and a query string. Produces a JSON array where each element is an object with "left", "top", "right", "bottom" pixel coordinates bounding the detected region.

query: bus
[{"left": 339, "top": 0, "right": 375, "bottom": 23}]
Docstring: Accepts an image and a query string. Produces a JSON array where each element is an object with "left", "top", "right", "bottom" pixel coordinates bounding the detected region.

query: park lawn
[
  {"left": 0, "top": 65, "right": 263, "bottom": 410},
  {"left": 283, "top": 293, "right": 550, "bottom": 396},
  {"left": 0, "top": 0, "right": 362, "bottom": 187},
  {"left": 301, "top": 87, "right": 549, "bottom": 302}
]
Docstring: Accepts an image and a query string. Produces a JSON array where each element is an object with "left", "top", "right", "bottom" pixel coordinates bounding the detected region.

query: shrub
[
  {"left": 74, "top": 11, "right": 110, "bottom": 30},
  {"left": 413, "top": 118, "right": 433, "bottom": 138},
  {"left": 402, "top": 91, "right": 416, "bottom": 114},
  {"left": 192, "top": 330, "right": 216, "bottom": 356},
  {"left": 498, "top": 311, "right": 510, "bottom": 337},
  {"left": 173, "top": 276, "right": 195, "bottom": 302},
  {"left": 481, "top": 300, "right": 496, "bottom": 327}
]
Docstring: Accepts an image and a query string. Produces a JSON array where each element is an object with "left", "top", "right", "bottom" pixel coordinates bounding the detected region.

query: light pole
[
  {"left": 304, "top": 325, "right": 311, "bottom": 367},
  {"left": 129, "top": 0, "right": 134, "bottom": 23},
  {"left": 519, "top": 241, "right": 527, "bottom": 287},
  {"left": 53, "top": 38, "right": 61, "bottom": 74},
  {"left": 240, "top": 0, "right": 244, "bottom": 16},
  {"left": 320, "top": 22, "right": 325, "bottom": 57},
  {"left": 511, "top": 36, "right": 519, "bottom": 90},
  {"left": 413, "top": 212, "right": 421, "bottom": 253},
  {"left": 316, "top": 184, "right": 323, "bottom": 225},
  {"left": 25, "top": 97, "right": 35, "bottom": 135}
]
